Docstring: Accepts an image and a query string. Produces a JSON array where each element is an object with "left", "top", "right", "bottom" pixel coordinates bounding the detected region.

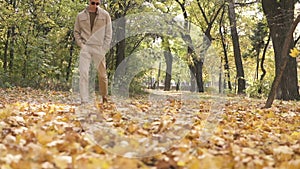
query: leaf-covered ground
[{"left": 0, "top": 87, "right": 299, "bottom": 169}]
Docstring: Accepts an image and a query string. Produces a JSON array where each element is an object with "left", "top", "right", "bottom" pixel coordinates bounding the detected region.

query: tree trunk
[
  {"left": 195, "top": 0, "right": 224, "bottom": 93},
  {"left": 3, "top": 29, "right": 10, "bottom": 72},
  {"left": 219, "top": 7, "right": 232, "bottom": 91},
  {"left": 258, "top": 34, "right": 270, "bottom": 94},
  {"left": 9, "top": 26, "right": 15, "bottom": 73},
  {"left": 116, "top": 39, "right": 126, "bottom": 69},
  {"left": 113, "top": 14, "right": 126, "bottom": 93},
  {"left": 189, "top": 65, "right": 196, "bottom": 92},
  {"left": 66, "top": 35, "right": 75, "bottom": 82},
  {"left": 176, "top": 0, "right": 204, "bottom": 92},
  {"left": 115, "top": 15, "right": 126, "bottom": 69},
  {"left": 162, "top": 37, "right": 173, "bottom": 91},
  {"left": 262, "top": 0, "right": 300, "bottom": 107},
  {"left": 106, "top": 48, "right": 115, "bottom": 82},
  {"left": 22, "top": 32, "right": 29, "bottom": 79},
  {"left": 195, "top": 60, "right": 204, "bottom": 92},
  {"left": 157, "top": 62, "right": 161, "bottom": 89},
  {"left": 261, "top": 35, "right": 270, "bottom": 82},
  {"left": 8, "top": 0, "right": 17, "bottom": 74},
  {"left": 265, "top": 14, "right": 300, "bottom": 108},
  {"left": 228, "top": 0, "right": 246, "bottom": 94},
  {"left": 219, "top": 58, "right": 223, "bottom": 93},
  {"left": 255, "top": 48, "right": 260, "bottom": 80}
]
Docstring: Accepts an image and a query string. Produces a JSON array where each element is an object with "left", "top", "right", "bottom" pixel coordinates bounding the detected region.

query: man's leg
[
  {"left": 97, "top": 58, "right": 108, "bottom": 102},
  {"left": 79, "top": 47, "right": 91, "bottom": 103}
]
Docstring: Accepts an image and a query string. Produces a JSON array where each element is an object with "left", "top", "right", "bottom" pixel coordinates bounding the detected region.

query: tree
[
  {"left": 145, "top": 0, "right": 175, "bottom": 91},
  {"left": 219, "top": 5, "right": 232, "bottom": 91},
  {"left": 162, "top": 37, "right": 173, "bottom": 91},
  {"left": 103, "top": 1, "right": 145, "bottom": 71},
  {"left": 265, "top": 14, "right": 300, "bottom": 108},
  {"left": 247, "top": 20, "right": 270, "bottom": 95},
  {"left": 228, "top": 0, "right": 246, "bottom": 94},
  {"left": 175, "top": 0, "right": 224, "bottom": 92},
  {"left": 175, "top": 0, "right": 199, "bottom": 92},
  {"left": 258, "top": 34, "right": 271, "bottom": 94},
  {"left": 0, "top": 0, "right": 84, "bottom": 89},
  {"left": 262, "top": 0, "right": 300, "bottom": 104},
  {"left": 249, "top": 21, "right": 268, "bottom": 80},
  {"left": 2, "top": 0, "right": 17, "bottom": 75}
]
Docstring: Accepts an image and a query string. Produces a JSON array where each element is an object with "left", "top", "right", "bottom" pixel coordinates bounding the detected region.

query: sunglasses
[{"left": 91, "top": 1, "right": 100, "bottom": 5}]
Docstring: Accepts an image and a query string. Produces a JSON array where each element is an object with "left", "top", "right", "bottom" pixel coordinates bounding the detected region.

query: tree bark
[
  {"left": 8, "top": 26, "right": 15, "bottom": 74},
  {"left": 262, "top": 0, "right": 300, "bottom": 107},
  {"left": 3, "top": 29, "right": 10, "bottom": 72},
  {"left": 22, "top": 30, "right": 29, "bottom": 79},
  {"left": 219, "top": 6, "right": 232, "bottom": 91},
  {"left": 111, "top": 1, "right": 129, "bottom": 70},
  {"left": 176, "top": 0, "right": 205, "bottom": 92},
  {"left": 189, "top": 65, "right": 196, "bottom": 92},
  {"left": 66, "top": 33, "right": 75, "bottom": 82},
  {"left": 258, "top": 34, "right": 270, "bottom": 94},
  {"left": 195, "top": 58, "right": 204, "bottom": 92},
  {"left": 228, "top": 0, "right": 246, "bottom": 94},
  {"left": 255, "top": 47, "right": 260, "bottom": 80},
  {"left": 115, "top": 17, "right": 126, "bottom": 69},
  {"left": 265, "top": 14, "right": 300, "bottom": 108},
  {"left": 162, "top": 37, "right": 173, "bottom": 91}
]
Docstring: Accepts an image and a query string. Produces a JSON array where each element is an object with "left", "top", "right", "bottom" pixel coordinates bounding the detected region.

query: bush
[{"left": 246, "top": 80, "right": 271, "bottom": 98}]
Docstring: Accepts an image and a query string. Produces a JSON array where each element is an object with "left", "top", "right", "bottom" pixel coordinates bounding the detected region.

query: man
[{"left": 74, "top": 0, "right": 112, "bottom": 104}]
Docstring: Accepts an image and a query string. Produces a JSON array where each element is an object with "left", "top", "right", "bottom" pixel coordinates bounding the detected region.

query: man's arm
[
  {"left": 74, "top": 15, "right": 84, "bottom": 48},
  {"left": 102, "top": 13, "right": 112, "bottom": 53}
]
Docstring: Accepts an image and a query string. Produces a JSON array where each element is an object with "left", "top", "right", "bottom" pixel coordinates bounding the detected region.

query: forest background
[
  {"left": 0, "top": 0, "right": 300, "bottom": 168},
  {"left": 0, "top": 0, "right": 300, "bottom": 102}
]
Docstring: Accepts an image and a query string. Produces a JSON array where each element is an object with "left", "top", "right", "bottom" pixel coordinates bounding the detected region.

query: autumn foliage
[{"left": 0, "top": 87, "right": 299, "bottom": 169}]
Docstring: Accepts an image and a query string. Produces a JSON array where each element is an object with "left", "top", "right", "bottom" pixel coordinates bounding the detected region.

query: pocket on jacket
[
  {"left": 79, "top": 16, "right": 89, "bottom": 27},
  {"left": 95, "top": 16, "right": 106, "bottom": 29}
]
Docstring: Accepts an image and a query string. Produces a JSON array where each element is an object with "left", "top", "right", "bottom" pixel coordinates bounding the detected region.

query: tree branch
[
  {"left": 295, "top": 35, "right": 300, "bottom": 46},
  {"left": 196, "top": 0, "right": 209, "bottom": 25},
  {"left": 235, "top": 0, "right": 260, "bottom": 7}
]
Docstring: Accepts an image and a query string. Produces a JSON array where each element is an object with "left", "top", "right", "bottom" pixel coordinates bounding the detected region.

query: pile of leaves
[{"left": 0, "top": 87, "right": 299, "bottom": 169}]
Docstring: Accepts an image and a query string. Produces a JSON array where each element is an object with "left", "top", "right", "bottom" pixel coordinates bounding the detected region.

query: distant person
[{"left": 74, "top": 0, "right": 112, "bottom": 104}]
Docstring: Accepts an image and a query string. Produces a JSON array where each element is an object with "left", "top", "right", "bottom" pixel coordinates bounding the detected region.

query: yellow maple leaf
[
  {"left": 290, "top": 48, "right": 300, "bottom": 58},
  {"left": 177, "top": 160, "right": 186, "bottom": 167},
  {"left": 291, "top": 131, "right": 300, "bottom": 139},
  {"left": 112, "top": 112, "right": 122, "bottom": 122}
]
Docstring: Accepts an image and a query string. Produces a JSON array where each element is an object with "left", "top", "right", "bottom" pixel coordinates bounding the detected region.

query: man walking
[{"left": 74, "top": 0, "right": 112, "bottom": 104}]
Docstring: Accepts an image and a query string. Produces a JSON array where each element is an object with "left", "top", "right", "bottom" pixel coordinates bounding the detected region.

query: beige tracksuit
[{"left": 74, "top": 6, "right": 112, "bottom": 102}]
